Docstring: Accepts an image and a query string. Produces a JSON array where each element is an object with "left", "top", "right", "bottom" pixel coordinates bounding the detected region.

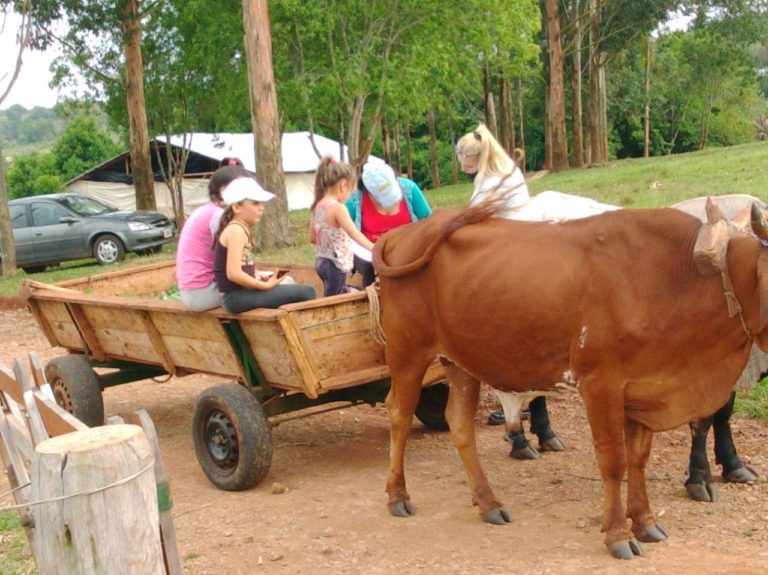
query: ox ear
[
  {"left": 705, "top": 196, "right": 727, "bottom": 224},
  {"left": 750, "top": 203, "right": 768, "bottom": 242}
]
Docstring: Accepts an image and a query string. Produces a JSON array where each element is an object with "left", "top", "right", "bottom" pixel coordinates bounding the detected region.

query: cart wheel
[
  {"left": 415, "top": 382, "right": 450, "bottom": 431},
  {"left": 44, "top": 355, "right": 104, "bottom": 427},
  {"left": 192, "top": 383, "right": 273, "bottom": 491}
]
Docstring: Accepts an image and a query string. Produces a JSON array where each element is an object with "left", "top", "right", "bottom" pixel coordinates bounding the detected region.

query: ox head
[{"left": 750, "top": 203, "right": 768, "bottom": 338}]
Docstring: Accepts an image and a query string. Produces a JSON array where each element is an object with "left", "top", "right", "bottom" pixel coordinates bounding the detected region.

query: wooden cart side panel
[
  {"left": 236, "top": 320, "right": 310, "bottom": 392},
  {"left": 35, "top": 300, "right": 87, "bottom": 351},
  {"left": 288, "top": 297, "right": 388, "bottom": 389},
  {"left": 147, "top": 311, "right": 242, "bottom": 378},
  {"left": 56, "top": 261, "right": 178, "bottom": 297}
]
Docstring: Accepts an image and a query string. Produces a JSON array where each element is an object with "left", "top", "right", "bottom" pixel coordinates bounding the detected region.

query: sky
[{"left": 0, "top": 11, "right": 64, "bottom": 110}]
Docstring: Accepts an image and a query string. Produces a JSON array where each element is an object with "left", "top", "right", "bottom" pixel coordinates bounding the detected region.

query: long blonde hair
[
  {"left": 311, "top": 155, "right": 357, "bottom": 211},
  {"left": 455, "top": 124, "right": 517, "bottom": 194}
]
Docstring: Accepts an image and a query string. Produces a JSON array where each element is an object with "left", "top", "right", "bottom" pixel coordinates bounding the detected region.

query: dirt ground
[{"left": 2, "top": 304, "right": 768, "bottom": 575}]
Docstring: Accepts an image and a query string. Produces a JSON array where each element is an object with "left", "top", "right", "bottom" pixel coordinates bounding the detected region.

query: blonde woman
[
  {"left": 455, "top": 124, "right": 564, "bottom": 458},
  {"left": 455, "top": 123, "right": 529, "bottom": 213}
]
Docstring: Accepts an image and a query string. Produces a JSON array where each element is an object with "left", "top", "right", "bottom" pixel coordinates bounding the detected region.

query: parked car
[{"left": 4, "top": 193, "right": 175, "bottom": 273}]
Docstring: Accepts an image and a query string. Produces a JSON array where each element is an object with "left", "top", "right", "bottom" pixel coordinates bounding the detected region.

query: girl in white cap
[{"left": 212, "top": 177, "right": 316, "bottom": 312}]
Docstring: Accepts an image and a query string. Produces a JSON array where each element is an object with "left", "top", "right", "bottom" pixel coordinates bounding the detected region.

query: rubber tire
[
  {"left": 192, "top": 383, "right": 273, "bottom": 491},
  {"left": 22, "top": 265, "right": 47, "bottom": 274},
  {"left": 415, "top": 382, "right": 450, "bottom": 431},
  {"left": 93, "top": 234, "right": 125, "bottom": 265},
  {"left": 44, "top": 355, "right": 105, "bottom": 426}
]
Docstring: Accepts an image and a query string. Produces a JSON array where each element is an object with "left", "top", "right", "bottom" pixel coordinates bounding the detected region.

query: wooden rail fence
[{"left": 0, "top": 352, "right": 181, "bottom": 575}]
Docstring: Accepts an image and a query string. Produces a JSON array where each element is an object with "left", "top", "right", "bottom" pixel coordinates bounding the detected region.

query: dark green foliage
[{"left": 51, "top": 116, "right": 120, "bottom": 181}]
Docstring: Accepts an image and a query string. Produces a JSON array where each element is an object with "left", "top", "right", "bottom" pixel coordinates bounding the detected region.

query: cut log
[{"left": 31, "top": 424, "right": 164, "bottom": 575}]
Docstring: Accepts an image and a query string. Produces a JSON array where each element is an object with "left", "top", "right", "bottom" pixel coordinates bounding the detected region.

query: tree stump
[{"left": 31, "top": 424, "right": 164, "bottom": 575}]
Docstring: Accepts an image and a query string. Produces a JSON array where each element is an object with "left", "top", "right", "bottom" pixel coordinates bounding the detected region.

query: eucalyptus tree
[
  {"left": 20, "top": 0, "right": 156, "bottom": 210},
  {"left": 0, "top": 0, "right": 33, "bottom": 275}
]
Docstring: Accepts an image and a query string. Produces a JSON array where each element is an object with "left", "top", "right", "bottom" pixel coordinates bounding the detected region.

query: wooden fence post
[{"left": 30, "top": 424, "right": 165, "bottom": 575}]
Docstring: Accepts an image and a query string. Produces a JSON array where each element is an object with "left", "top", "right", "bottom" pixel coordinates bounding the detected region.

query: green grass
[
  {"left": 736, "top": 376, "right": 768, "bottom": 421},
  {"left": 0, "top": 511, "right": 35, "bottom": 574}
]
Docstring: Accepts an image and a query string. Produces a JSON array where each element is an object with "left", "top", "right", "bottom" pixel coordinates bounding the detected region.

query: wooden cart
[{"left": 21, "top": 261, "right": 448, "bottom": 490}]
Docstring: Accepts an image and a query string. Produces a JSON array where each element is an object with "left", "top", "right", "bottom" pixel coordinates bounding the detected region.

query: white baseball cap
[{"left": 221, "top": 177, "right": 275, "bottom": 205}]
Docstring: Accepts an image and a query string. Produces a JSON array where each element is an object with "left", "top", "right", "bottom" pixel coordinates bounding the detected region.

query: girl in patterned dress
[{"left": 310, "top": 157, "right": 375, "bottom": 296}]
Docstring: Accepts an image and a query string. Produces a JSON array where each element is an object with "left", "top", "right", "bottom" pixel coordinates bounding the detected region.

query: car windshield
[{"left": 57, "top": 195, "right": 119, "bottom": 216}]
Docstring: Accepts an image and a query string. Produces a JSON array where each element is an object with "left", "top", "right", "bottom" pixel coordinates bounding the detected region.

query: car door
[
  {"left": 9, "top": 203, "right": 38, "bottom": 265},
  {"left": 29, "top": 200, "right": 87, "bottom": 263}
]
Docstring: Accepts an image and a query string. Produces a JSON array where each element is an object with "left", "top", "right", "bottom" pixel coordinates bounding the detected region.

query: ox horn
[
  {"left": 705, "top": 196, "right": 727, "bottom": 224},
  {"left": 751, "top": 203, "right": 768, "bottom": 241}
]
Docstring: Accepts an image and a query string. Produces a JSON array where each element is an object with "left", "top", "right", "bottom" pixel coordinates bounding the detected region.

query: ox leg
[
  {"left": 385, "top": 354, "right": 432, "bottom": 519},
  {"left": 528, "top": 396, "right": 566, "bottom": 453},
  {"left": 685, "top": 416, "right": 717, "bottom": 502},
  {"left": 445, "top": 365, "right": 510, "bottom": 525},
  {"left": 625, "top": 418, "right": 668, "bottom": 545},
  {"left": 582, "top": 383, "right": 642, "bottom": 560},
  {"left": 714, "top": 392, "right": 758, "bottom": 484},
  {"left": 495, "top": 391, "right": 539, "bottom": 460}
]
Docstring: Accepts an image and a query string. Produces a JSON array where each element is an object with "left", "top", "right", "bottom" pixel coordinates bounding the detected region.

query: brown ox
[{"left": 372, "top": 201, "right": 768, "bottom": 559}]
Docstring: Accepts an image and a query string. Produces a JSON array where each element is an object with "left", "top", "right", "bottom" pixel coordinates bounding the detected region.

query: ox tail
[{"left": 373, "top": 191, "right": 511, "bottom": 278}]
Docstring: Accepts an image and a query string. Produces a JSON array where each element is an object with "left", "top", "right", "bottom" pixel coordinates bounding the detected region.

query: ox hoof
[
  {"left": 724, "top": 464, "right": 759, "bottom": 484},
  {"left": 388, "top": 499, "right": 416, "bottom": 518},
  {"left": 510, "top": 445, "right": 540, "bottom": 460},
  {"left": 538, "top": 436, "right": 566, "bottom": 452},
  {"left": 634, "top": 523, "right": 669, "bottom": 543},
  {"left": 480, "top": 507, "right": 512, "bottom": 525},
  {"left": 607, "top": 538, "right": 644, "bottom": 560},
  {"left": 686, "top": 481, "right": 718, "bottom": 503}
]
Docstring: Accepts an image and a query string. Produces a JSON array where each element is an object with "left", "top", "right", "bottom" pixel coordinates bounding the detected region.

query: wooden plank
[
  {"left": 14, "top": 359, "right": 48, "bottom": 446},
  {"left": 239, "top": 321, "right": 306, "bottom": 390},
  {"left": 36, "top": 300, "right": 84, "bottom": 350},
  {"left": 140, "top": 311, "right": 176, "bottom": 376},
  {"left": 22, "top": 297, "right": 59, "bottom": 347},
  {"left": 130, "top": 410, "right": 183, "bottom": 575},
  {"left": 0, "top": 365, "right": 24, "bottom": 405},
  {"left": 276, "top": 315, "right": 322, "bottom": 399},
  {"left": 28, "top": 353, "right": 55, "bottom": 401},
  {"left": 0, "top": 402, "right": 35, "bottom": 537},
  {"left": 33, "top": 390, "right": 88, "bottom": 436},
  {"left": 66, "top": 302, "right": 107, "bottom": 361}
]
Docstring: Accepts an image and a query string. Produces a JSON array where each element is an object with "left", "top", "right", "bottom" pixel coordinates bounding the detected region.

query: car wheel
[
  {"left": 93, "top": 234, "right": 125, "bottom": 265},
  {"left": 22, "top": 265, "right": 47, "bottom": 274}
]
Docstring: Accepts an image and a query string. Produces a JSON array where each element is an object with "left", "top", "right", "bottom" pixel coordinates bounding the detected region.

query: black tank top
[{"left": 213, "top": 222, "right": 256, "bottom": 292}]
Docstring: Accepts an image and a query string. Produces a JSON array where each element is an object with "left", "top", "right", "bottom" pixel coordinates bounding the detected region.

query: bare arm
[
  {"left": 329, "top": 204, "right": 375, "bottom": 250},
  {"left": 222, "top": 226, "right": 283, "bottom": 290}
]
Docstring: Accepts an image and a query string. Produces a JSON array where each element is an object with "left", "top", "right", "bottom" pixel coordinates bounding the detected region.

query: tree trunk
[
  {"left": 588, "top": 0, "right": 608, "bottom": 164},
  {"left": 544, "top": 0, "right": 569, "bottom": 170},
  {"left": 0, "top": 143, "right": 16, "bottom": 276},
  {"left": 427, "top": 108, "right": 440, "bottom": 188},
  {"left": 483, "top": 64, "right": 498, "bottom": 135},
  {"left": 644, "top": 34, "right": 652, "bottom": 158},
  {"left": 32, "top": 425, "right": 164, "bottom": 574},
  {"left": 570, "top": 0, "right": 585, "bottom": 167},
  {"left": 499, "top": 74, "right": 517, "bottom": 156},
  {"left": 241, "top": 0, "right": 292, "bottom": 249},
  {"left": 517, "top": 78, "right": 526, "bottom": 172},
  {"left": 450, "top": 126, "right": 459, "bottom": 184},
  {"left": 121, "top": 0, "right": 155, "bottom": 211},
  {"left": 405, "top": 122, "right": 413, "bottom": 179},
  {"left": 381, "top": 117, "right": 392, "bottom": 166},
  {"left": 393, "top": 121, "right": 402, "bottom": 175}
]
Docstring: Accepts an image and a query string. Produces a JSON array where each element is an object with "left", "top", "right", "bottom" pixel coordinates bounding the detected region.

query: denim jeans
[
  {"left": 221, "top": 283, "right": 316, "bottom": 313},
  {"left": 315, "top": 257, "right": 348, "bottom": 296}
]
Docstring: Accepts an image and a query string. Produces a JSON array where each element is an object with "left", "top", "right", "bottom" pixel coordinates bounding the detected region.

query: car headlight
[{"left": 127, "top": 222, "right": 152, "bottom": 231}]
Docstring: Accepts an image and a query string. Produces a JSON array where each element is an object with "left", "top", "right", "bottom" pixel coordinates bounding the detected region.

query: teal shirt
[{"left": 345, "top": 177, "right": 432, "bottom": 230}]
